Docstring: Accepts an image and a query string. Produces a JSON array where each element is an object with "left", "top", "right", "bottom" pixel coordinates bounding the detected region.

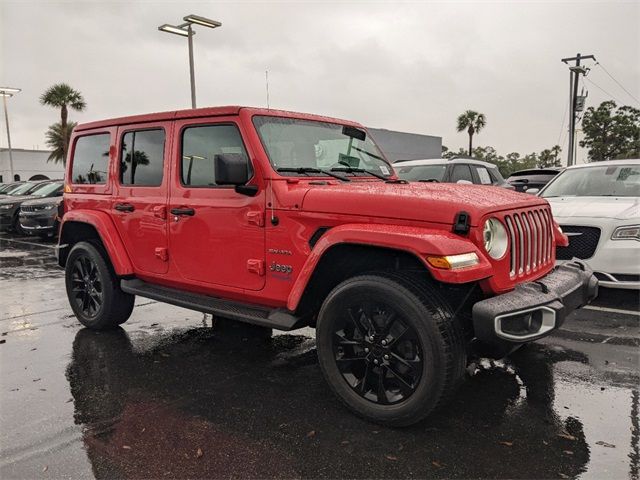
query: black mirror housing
[{"left": 215, "top": 154, "right": 249, "bottom": 186}]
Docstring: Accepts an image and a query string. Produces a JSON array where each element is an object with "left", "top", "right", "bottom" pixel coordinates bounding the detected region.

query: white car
[{"left": 538, "top": 159, "right": 640, "bottom": 290}]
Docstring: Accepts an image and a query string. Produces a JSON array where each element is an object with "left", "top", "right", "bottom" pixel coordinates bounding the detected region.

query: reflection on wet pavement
[{"left": 1, "top": 235, "right": 639, "bottom": 479}]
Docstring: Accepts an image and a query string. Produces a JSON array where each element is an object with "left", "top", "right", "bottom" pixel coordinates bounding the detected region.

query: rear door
[
  {"left": 111, "top": 123, "right": 171, "bottom": 275},
  {"left": 168, "top": 117, "right": 266, "bottom": 291}
]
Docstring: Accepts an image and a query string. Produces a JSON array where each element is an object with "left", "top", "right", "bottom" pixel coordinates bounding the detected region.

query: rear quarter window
[{"left": 71, "top": 134, "right": 110, "bottom": 184}]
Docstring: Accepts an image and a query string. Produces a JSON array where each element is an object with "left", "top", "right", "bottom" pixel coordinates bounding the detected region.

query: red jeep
[{"left": 57, "top": 106, "right": 597, "bottom": 426}]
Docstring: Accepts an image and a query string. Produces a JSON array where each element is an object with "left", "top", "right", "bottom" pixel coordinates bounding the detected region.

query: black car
[
  {"left": 506, "top": 168, "right": 562, "bottom": 193},
  {"left": 0, "top": 181, "right": 63, "bottom": 235},
  {"left": 19, "top": 195, "right": 64, "bottom": 238},
  {"left": 394, "top": 157, "right": 514, "bottom": 189}
]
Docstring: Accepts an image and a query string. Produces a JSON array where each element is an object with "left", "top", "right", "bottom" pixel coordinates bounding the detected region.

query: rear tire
[
  {"left": 316, "top": 272, "right": 466, "bottom": 427},
  {"left": 65, "top": 241, "right": 134, "bottom": 329}
]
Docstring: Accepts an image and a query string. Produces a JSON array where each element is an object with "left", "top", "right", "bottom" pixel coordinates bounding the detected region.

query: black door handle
[
  {"left": 170, "top": 207, "right": 195, "bottom": 216},
  {"left": 114, "top": 203, "right": 135, "bottom": 212}
]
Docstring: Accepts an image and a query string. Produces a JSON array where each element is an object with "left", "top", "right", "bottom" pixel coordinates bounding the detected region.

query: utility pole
[
  {"left": 0, "top": 87, "right": 21, "bottom": 182},
  {"left": 561, "top": 53, "right": 595, "bottom": 166}
]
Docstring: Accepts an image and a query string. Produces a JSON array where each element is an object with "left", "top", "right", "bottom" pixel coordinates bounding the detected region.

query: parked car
[
  {"left": 57, "top": 106, "right": 596, "bottom": 426},
  {"left": 394, "top": 158, "right": 514, "bottom": 188},
  {"left": 0, "top": 181, "right": 24, "bottom": 195},
  {"left": 0, "top": 181, "right": 63, "bottom": 235},
  {"left": 507, "top": 168, "right": 562, "bottom": 193},
  {"left": 0, "top": 180, "right": 49, "bottom": 200},
  {"left": 540, "top": 159, "right": 640, "bottom": 290},
  {"left": 19, "top": 193, "right": 64, "bottom": 239}
]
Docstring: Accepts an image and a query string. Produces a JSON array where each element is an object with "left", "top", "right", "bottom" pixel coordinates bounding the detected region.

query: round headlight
[{"left": 483, "top": 218, "right": 508, "bottom": 259}]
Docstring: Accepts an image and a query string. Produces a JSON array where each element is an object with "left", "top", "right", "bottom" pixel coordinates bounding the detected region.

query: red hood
[{"left": 301, "top": 182, "right": 548, "bottom": 226}]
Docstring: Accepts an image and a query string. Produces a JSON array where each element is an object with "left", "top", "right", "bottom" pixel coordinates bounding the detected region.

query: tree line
[{"left": 446, "top": 104, "right": 639, "bottom": 177}]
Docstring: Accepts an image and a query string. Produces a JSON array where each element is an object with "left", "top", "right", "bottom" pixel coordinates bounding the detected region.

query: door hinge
[
  {"left": 247, "top": 259, "right": 265, "bottom": 276},
  {"left": 246, "top": 210, "right": 264, "bottom": 227},
  {"left": 154, "top": 247, "right": 169, "bottom": 261},
  {"left": 153, "top": 205, "right": 167, "bottom": 220}
]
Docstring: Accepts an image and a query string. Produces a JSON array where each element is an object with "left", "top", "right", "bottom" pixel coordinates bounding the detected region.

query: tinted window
[
  {"left": 121, "top": 129, "right": 165, "bottom": 187},
  {"left": 8, "top": 181, "right": 39, "bottom": 195},
  {"left": 31, "top": 182, "right": 63, "bottom": 197},
  {"left": 451, "top": 164, "right": 473, "bottom": 183},
  {"left": 72, "top": 134, "right": 110, "bottom": 184},
  {"left": 181, "top": 124, "right": 249, "bottom": 187},
  {"left": 489, "top": 168, "right": 505, "bottom": 184}
]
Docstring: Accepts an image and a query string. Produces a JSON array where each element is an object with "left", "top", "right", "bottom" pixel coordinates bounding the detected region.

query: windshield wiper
[
  {"left": 331, "top": 164, "right": 389, "bottom": 181},
  {"left": 277, "top": 167, "right": 350, "bottom": 182},
  {"left": 349, "top": 145, "right": 387, "bottom": 162}
]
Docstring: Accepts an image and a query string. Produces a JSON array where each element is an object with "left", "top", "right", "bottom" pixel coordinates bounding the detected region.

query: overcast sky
[{"left": 1, "top": 0, "right": 639, "bottom": 163}]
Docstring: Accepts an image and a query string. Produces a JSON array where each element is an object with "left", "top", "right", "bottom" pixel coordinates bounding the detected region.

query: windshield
[
  {"left": 7, "top": 182, "right": 40, "bottom": 196},
  {"left": 395, "top": 164, "right": 447, "bottom": 182},
  {"left": 542, "top": 164, "right": 640, "bottom": 197},
  {"left": 253, "top": 116, "right": 392, "bottom": 178},
  {"left": 30, "top": 182, "right": 62, "bottom": 197}
]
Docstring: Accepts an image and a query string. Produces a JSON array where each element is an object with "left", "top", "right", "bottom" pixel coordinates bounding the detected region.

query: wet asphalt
[{"left": 0, "top": 234, "right": 638, "bottom": 480}]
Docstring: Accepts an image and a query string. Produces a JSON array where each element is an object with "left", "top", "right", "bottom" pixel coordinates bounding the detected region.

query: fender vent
[{"left": 309, "top": 227, "right": 331, "bottom": 249}]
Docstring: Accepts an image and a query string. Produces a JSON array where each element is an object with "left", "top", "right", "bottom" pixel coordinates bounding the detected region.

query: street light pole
[
  {"left": 0, "top": 87, "right": 21, "bottom": 182},
  {"left": 158, "top": 14, "right": 222, "bottom": 109},
  {"left": 187, "top": 24, "right": 196, "bottom": 108}
]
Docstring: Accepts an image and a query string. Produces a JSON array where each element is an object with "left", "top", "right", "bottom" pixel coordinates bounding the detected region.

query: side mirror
[
  {"left": 456, "top": 179, "right": 473, "bottom": 185},
  {"left": 526, "top": 188, "right": 540, "bottom": 194},
  {"left": 215, "top": 154, "right": 249, "bottom": 186},
  {"left": 214, "top": 154, "right": 258, "bottom": 197}
]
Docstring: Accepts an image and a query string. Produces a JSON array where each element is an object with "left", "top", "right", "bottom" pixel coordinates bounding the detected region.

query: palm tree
[
  {"left": 40, "top": 83, "right": 86, "bottom": 162},
  {"left": 456, "top": 110, "right": 487, "bottom": 156},
  {"left": 122, "top": 150, "right": 150, "bottom": 184},
  {"left": 44, "top": 121, "right": 77, "bottom": 164}
]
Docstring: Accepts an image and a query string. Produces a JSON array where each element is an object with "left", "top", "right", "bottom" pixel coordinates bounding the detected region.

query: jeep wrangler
[{"left": 57, "top": 106, "right": 597, "bottom": 426}]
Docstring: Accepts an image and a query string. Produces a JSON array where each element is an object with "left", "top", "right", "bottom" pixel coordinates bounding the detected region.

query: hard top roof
[
  {"left": 75, "top": 106, "right": 364, "bottom": 132},
  {"left": 394, "top": 157, "right": 499, "bottom": 168},
  {"left": 565, "top": 159, "right": 640, "bottom": 169}
]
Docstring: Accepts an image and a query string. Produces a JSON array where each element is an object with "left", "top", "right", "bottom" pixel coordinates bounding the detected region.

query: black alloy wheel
[
  {"left": 333, "top": 303, "right": 423, "bottom": 405},
  {"left": 70, "top": 254, "right": 104, "bottom": 319},
  {"left": 316, "top": 273, "right": 466, "bottom": 426},
  {"left": 65, "top": 241, "right": 135, "bottom": 329}
]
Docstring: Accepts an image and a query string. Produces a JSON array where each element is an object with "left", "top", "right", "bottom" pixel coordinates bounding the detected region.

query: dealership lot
[{"left": 0, "top": 233, "right": 638, "bottom": 479}]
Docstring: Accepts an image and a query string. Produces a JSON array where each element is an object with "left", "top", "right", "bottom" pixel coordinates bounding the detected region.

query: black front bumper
[{"left": 472, "top": 261, "right": 598, "bottom": 346}]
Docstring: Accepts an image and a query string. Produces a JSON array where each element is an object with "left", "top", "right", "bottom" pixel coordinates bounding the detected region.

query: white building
[{"left": 0, "top": 148, "right": 65, "bottom": 184}]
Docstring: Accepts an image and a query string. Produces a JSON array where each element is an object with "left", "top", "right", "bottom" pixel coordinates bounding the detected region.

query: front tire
[
  {"left": 316, "top": 273, "right": 466, "bottom": 427},
  {"left": 65, "top": 241, "right": 135, "bottom": 329}
]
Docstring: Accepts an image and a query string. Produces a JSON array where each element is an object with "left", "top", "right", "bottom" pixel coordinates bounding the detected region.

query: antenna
[{"left": 265, "top": 70, "right": 270, "bottom": 109}]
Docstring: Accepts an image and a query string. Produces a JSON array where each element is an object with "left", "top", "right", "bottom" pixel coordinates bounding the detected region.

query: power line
[
  {"left": 557, "top": 96, "right": 570, "bottom": 147},
  {"left": 584, "top": 76, "right": 623, "bottom": 104},
  {"left": 595, "top": 61, "right": 640, "bottom": 106}
]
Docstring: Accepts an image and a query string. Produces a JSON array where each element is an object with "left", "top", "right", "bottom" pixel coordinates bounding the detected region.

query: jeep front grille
[{"left": 504, "top": 207, "right": 554, "bottom": 277}]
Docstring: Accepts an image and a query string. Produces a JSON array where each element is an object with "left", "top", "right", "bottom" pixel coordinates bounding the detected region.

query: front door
[
  {"left": 168, "top": 118, "right": 265, "bottom": 291},
  {"left": 111, "top": 123, "right": 171, "bottom": 275}
]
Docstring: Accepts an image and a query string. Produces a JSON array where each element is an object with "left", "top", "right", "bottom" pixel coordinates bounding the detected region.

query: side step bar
[{"left": 121, "top": 279, "right": 303, "bottom": 331}]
